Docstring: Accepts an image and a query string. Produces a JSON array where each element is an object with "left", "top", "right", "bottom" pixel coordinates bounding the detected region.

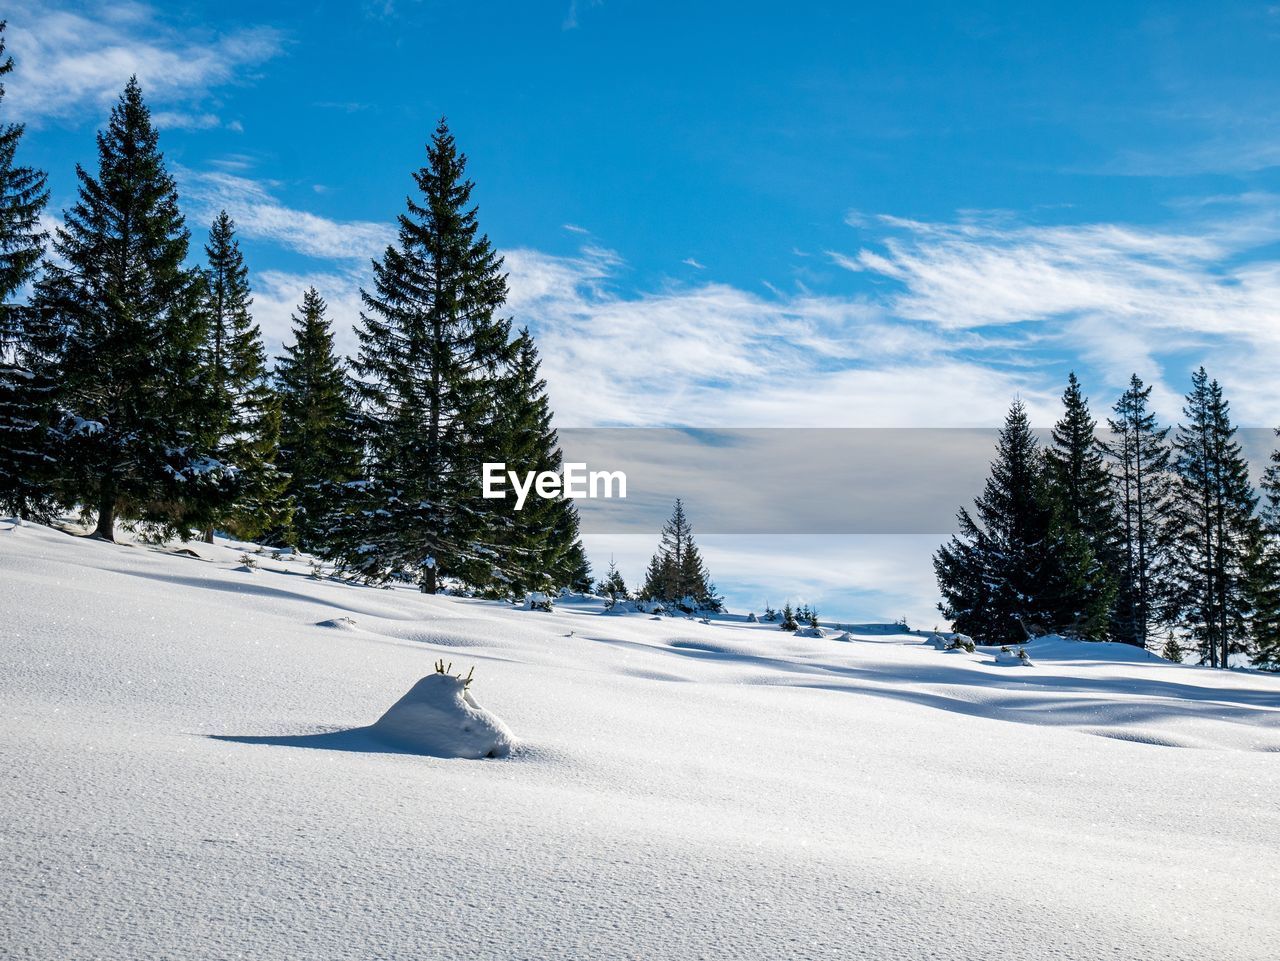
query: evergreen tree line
[
  {"left": 935, "top": 371, "right": 1280, "bottom": 670},
  {"left": 0, "top": 54, "right": 590, "bottom": 596}
]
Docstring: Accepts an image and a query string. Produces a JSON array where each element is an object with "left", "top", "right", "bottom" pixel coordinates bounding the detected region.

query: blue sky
[{"left": 7, "top": 1, "right": 1280, "bottom": 621}]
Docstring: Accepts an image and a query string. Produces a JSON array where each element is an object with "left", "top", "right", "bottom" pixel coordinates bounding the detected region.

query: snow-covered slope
[{"left": 2, "top": 518, "right": 1278, "bottom": 960}]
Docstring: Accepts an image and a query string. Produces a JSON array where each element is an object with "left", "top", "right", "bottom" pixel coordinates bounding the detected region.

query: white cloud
[
  {"left": 502, "top": 246, "right": 1052, "bottom": 428},
  {"left": 4, "top": 2, "right": 283, "bottom": 124},
  {"left": 151, "top": 111, "right": 224, "bottom": 131},
  {"left": 181, "top": 170, "right": 395, "bottom": 262},
  {"left": 833, "top": 201, "right": 1280, "bottom": 423},
  {"left": 681, "top": 257, "right": 707, "bottom": 270},
  {"left": 251, "top": 268, "right": 367, "bottom": 362}
]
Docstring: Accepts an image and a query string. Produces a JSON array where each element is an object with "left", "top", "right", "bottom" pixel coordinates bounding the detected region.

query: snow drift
[{"left": 370, "top": 669, "right": 516, "bottom": 759}]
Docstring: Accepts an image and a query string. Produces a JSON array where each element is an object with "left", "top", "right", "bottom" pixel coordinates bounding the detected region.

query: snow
[
  {"left": 371, "top": 670, "right": 515, "bottom": 759},
  {"left": 2, "top": 518, "right": 1279, "bottom": 960}
]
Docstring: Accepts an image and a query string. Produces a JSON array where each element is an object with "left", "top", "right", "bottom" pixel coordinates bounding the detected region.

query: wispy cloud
[
  {"left": 832, "top": 199, "right": 1280, "bottom": 423},
  {"left": 682, "top": 257, "right": 707, "bottom": 270},
  {"left": 562, "top": 0, "right": 602, "bottom": 30},
  {"left": 151, "top": 111, "right": 225, "bottom": 131},
  {"left": 503, "top": 246, "right": 1053, "bottom": 428},
  {"left": 181, "top": 170, "right": 395, "bottom": 262},
  {"left": 252, "top": 268, "right": 368, "bottom": 361},
  {"left": 4, "top": 1, "right": 283, "bottom": 124},
  {"left": 562, "top": 223, "right": 591, "bottom": 235}
]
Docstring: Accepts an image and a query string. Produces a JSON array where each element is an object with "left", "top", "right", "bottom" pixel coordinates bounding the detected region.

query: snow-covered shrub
[
  {"left": 370, "top": 661, "right": 515, "bottom": 759},
  {"left": 780, "top": 603, "right": 799, "bottom": 631},
  {"left": 994, "top": 645, "right": 1034, "bottom": 666},
  {"left": 747, "top": 612, "right": 758, "bottom": 623},
  {"left": 524, "top": 591, "right": 552, "bottom": 612}
]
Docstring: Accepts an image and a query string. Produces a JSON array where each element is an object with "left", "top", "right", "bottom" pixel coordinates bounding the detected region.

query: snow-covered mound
[
  {"left": 792, "top": 625, "right": 827, "bottom": 638},
  {"left": 370, "top": 670, "right": 515, "bottom": 759},
  {"left": 992, "top": 646, "right": 1034, "bottom": 666},
  {"left": 316, "top": 616, "right": 359, "bottom": 630}
]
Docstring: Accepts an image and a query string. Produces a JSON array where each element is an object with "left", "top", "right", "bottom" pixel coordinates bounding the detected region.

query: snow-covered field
[{"left": 2, "top": 519, "right": 1279, "bottom": 960}]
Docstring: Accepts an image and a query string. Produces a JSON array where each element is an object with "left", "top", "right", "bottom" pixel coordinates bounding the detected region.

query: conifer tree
[
  {"left": 1161, "top": 632, "right": 1184, "bottom": 664},
  {"left": 274, "top": 287, "right": 362, "bottom": 552},
  {"left": 1103, "top": 374, "right": 1174, "bottom": 649},
  {"left": 33, "top": 78, "right": 227, "bottom": 541},
  {"left": 639, "top": 498, "right": 721, "bottom": 611},
  {"left": 1249, "top": 429, "right": 1280, "bottom": 670},
  {"left": 1167, "top": 369, "right": 1258, "bottom": 668},
  {"left": 197, "top": 211, "right": 288, "bottom": 541},
  {"left": 1045, "top": 372, "right": 1121, "bottom": 595},
  {"left": 0, "top": 21, "right": 56, "bottom": 520},
  {"left": 340, "top": 119, "right": 513, "bottom": 591},
  {"left": 780, "top": 602, "right": 799, "bottom": 631},
  {"left": 598, "top": 557, "right": 628, "bottom": 602},
  {"left": 935, "top": 399, "right": 1111, "bottom": 644},
  {"left": 479, "top": 328, "right": 589, "bottom": 595}
]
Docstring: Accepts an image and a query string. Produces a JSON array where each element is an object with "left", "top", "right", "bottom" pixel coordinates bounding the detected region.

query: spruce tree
[
  {"left": 341, "top": 118, "right": 513, "bottom": 591},
  {"left": 33, "top": 78, "right": 226, "bottom": 541},
  {"left": 598, "top": 557, "right": 628, "bottom": 602},
  {"left": 935, "top": 399, "right": 1111, "bottom": 644},
  {"left": 639, "top": 499, "right": 720, "bottom": 611},
  {"left": 274, "top": 286, "right": 362, "bottom": 552},
  {"left": 1249, "top": 429, "right": 1280, "bottom": 670},
  {"left": 197, "top": 211, "right": 288, "bottom": 541},
  {"left": 1161, "top": 632, "right": 1184, "bottom": 664},
  {"left": 1045, "top": 372, "right": 1121, "bottom": 609},
  {"left": 1167, "top": 369, "right": 1258, "bottom": 668},
  {"left": 780, "top": 602, "right": 799, "bottom": 631},
  {"left": 479, "top": 327, "right": 589, "bottom": 596},
  {"left": 1103, "top": 374, "right": 1174, "bottom": 649},
  {"left": 0, "top": 21, "right": 55, "bottom": 520}
]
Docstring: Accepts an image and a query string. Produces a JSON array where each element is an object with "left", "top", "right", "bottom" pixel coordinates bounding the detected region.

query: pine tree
[
  {"left": 1167, "top": 369, "right": 1258, "bottom": 668},
  {"left": 780, "top": 602, "right": 799, "bottom": 631},
  {"left": 274, "top": 286, "right": 362, "bottom": 552},
  {"left": 639, "top": 499, "right": 720, "bottom": 611},
  {"left": 1161, "top": 632, "right": 1184, "bottom": 664},
  {"left": 197, "top": 211, "right": 288, "bottom": 541},
  {"left": 1045, "top": 372, "right": 1122, "bottom": 627},
  {"left": 479, "top": 328, "right": 589, "bottom": 596},
  {"left": 33, "top": 78, "right": 228, "bottom": 541},
  {"left": 935, "top": 399, "right": 1111, "bottom": 644},
  {"left": 340, "top": 118, "right": 513, "bottom": 591},
  {"left": 0, "top": 21, "right": 55, "bottom": 520},
  {"left": 598, "top": 556, "right": 628, "bottom": 602},
  {"left": 1103, "top": 374, "right": 1174, "bottom": 649},
  {"left": 559, "top": 523, "right": 594, "bottom": 593},
  {"left": 1249, "top": 429, "right": 1280, "bottom": 670}
]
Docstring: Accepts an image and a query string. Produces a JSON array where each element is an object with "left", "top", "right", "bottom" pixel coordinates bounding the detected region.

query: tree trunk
[
  {"left": 420, "top": 563, "right": 437, "bottom": 594},
  {"left": 93, "top": 486, "right": 116, "bottom": 542},
  {"left": 203, "top": 525, "right": 215, "bottom": 544}
]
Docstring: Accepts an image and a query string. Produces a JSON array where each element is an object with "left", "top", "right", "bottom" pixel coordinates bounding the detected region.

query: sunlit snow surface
[{"left": 2, "top": 518, "right": 1278, "bottom": 960}]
